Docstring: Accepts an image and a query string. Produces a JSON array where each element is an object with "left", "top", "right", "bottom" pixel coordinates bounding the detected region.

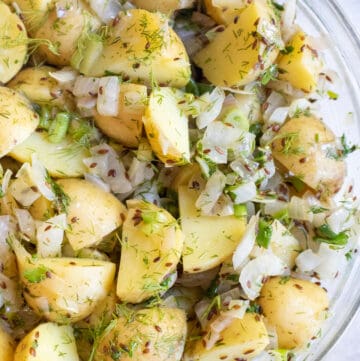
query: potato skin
[
  {"left": 258, "top": 276, "right": 329, "bottom": 349},
  {"left": 0, "top": 327, "right": 14, "bottom": 361},
  {"left": 57, "top": 178, "right": 127, "bottom": 250},
  {"left": 95, "top": 307, "right": 187, "bottom": 361},
  {"left": 272, "top": 116, "right": 346, "bottom": 197},
  {"left": 0, "top": 87, "right": 39, "bottom": 157},
  {"left": 0, "top": 3, "right": 28, "bottom": 83}
]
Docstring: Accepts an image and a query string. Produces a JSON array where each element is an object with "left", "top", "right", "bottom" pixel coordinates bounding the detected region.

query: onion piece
[
  {"left": 232, "top": 214, "right": 259, "bottom": 271},
  {"left": 87, "top": 0, "right": 122, "bottom": 22},
  {"left": 49, "top": 67, "right": 77, "bottom": 84},
  {"left": 326, "top": 207, "right": 353, "bottom": 234},
  {"left": 1, "top": 169, "right": 12, "bottom": 193},
  {"left": 36, "top": 214, "right": 67, "bottom": 258},
  {"left": 73, "top": 76, "right": 99, "bottom": 97},
  {"left": 239, "top": 254, "right": 288, "bottom": 300},
  {"left": 295, "top": 249, "right": 321, "bottom": 273},
  {"left": 196, "top": 87, "right": 225, "bottom": 129},
  {"left": 84, "top": 174, "right": 110, "bottom": 193},
  {"left": 228, "top": 182, "right": 257, "bottom": 204},
  {"left": 263, "top": 91, "right": 286, "bottom": 123},
  {"left": 288, "top": 196, "right": 313, "bottom": 222},
  {"left": 268, "top": 106, "right": 289, "bottom": 124},
  {"left": 97, "top": 77, "right": 120, "bottom": 116},
  {"left": 281, "top": 0, "right": 297, "bottom": 42},
  {"left": 31, "top": 154, "right": 55, "bottom": 201},
  {"left": 195, "top": 170, "right": 226, "bottom": 215},
  {"left": 14, "top": 208, "right": 35, "bottom": 240}
]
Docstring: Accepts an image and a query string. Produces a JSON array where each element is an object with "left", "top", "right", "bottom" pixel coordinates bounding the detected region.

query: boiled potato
[
  {"left": 0, "top": 3, "right": 28, "bottom": 83},
  {"left": 7, "top": 66, "right": 64, "bottom": 105},
  {"left": 14, "top": 323, "right": 79, "bottom": 361},
  {"left": 278, "top": 31, "right": 322, "bottom": 92},
  {"left": 271, "top": 116, "right": 346, "bottom": 197},
  {"left": 0, "top": 87, "right": 39, "bottom": 157},
  {"left": 179, "top": 184, "right": 246, "bottom": 273},
  {"left": 11, "top": 237, "right": 116, "bottom": 323},
  {"left": 117, "top": 199, "right": 184, "bottom": 303},
  {"left": 132, "top": 0, "right": 195, "bottom": 14},
  {"left": 9, "top": 131, "right": 90, "bottom": 178},
  {"left": 258, "top": 276, "right": 329, "bottom": 349},
  {"left": 94, "top": 83, "right": 147, "bottom": 148},
  {"left": 143, "top": 87, "right": 190, "bottom": 166},
  {"left": 95, "top": 307, "right": 187, "bottom": 361},
  {"left": 12, "top": 0, "right": 55, "bottom": 34},
  {"left": 57, "top": 178, "right": 127, "bottom": 250},
  {"left": 204, "top": 0, "right": 246, "bottom": 24},
  {"left": 35, "top": 1, "right": 100, "bottom": 66},
  {"left": 29, "top": 196, "right": 55, "bottom": 220},
  {"left": 184, "top": 313, "right": 269, "bottom": 360},
  {"left": 76, "top": 9, "right": 191, "bottom": 87},
  {"left": 194, "top": 0, "right": 282, "bottom": 87},
  {"left": 0, "top": 326, "right": 14, "bottom": 361}
]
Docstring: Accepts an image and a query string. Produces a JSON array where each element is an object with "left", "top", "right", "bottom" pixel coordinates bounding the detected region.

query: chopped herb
[
  {"left": 234, "top": 204, "right": 247, "bottom": 218},
  {"left": 260, "top": 64, "right": 278, "bottom": 85},
  {"left": 338, "top": 134, "right": 359, "bottom": 159},
  {"left": 48, "top": 112, "right": 71, "bottom": 144},
  {"left": 271, "top": 1, "right": 285, "bottom": 11},
  {"left": 314, "top": 224, "right": 349, "bottom": 246},
  {"left": 281, "top": 45, "right": 294, "bottom": 54},
  {"left": 345, "top": 250, "right": 353, "bottom": 261},
  {"left": 45, "top": 172, "right": 70, "bottom": 213},
  {"left": 206, "top": 277, "right": 219, "bottom": 298},
  {"left": 201, "top": 295, "right": 221, "bottom": 320},
  {"left": 279, "top": 275, "right": 291, "bottom": 284},
  {"left": 310, "top": 205, "right": 329, "bottom": 214},
  {"left": 185, "top": 79, "right": 214, "bottom": 96},
  {"left": 23, "top": 265, "right": 49, "bottom": 283},
  {"left": 256, "top": 219, "right": 273, "bottom": 248},
  {"left": 286, "top": 175, "right": 306, "bottom": 192},
  {"left": 327, "top": 90, "right": 339, "bottom": 100},
  {"left": 246, "top": 303, "right": 261, "bottom": 314}
]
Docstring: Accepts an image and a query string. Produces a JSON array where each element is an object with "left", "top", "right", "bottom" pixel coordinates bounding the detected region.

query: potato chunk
[
  {"left": 0, "top": 327, "right": 14, "bottom": 361},
  {"left": 184, "top": 313, "right": 269, "bottom": 360},
  {"left": 76, "top": 9, "right": 191, "bottom": 87},
  {"left": 179, "top": 184, "right": 246, "bottom": 273},
  {"left": 0, "top": 87, "right": 39, "bottom": 157},
  {"left": 95, "top": 307, "right": 187, "bottom": 361},
  {"left": 278, "top": 31, "right": 322, "bottom": 92},
  {"left": 143, "top": 87, "right": 190, "bottom": 166},
  {"left": 11, "top": 237, "right": 116, "bottom": 323},
  {"left": 194, "top": 0, "right": 282, "bottom": 87},
  {"left": 258, "top": 276, "right": 329, "bottom": 349},
  {"left": 57, "top": 178, "right": 127, "bottom": 250},
  {"left": 14, "top": 323, "right": 79, "bottom": 361},
  {"left": 94, "top": 83, "right": 147, "bottom": 147},
  {"left": 9, "top": 131, "right": 90, "bottom": 178},
  {"left": 132, "top": 0, "right": 195, "bottom": 14},
  {"left": 0, "top": 3, "right": 28, "bottom": 83},
  {"left": 204, "top": 0, "right": 246, "bottom": 24},
  {"left": 117, "top": 199, "right": 184, "bottom": 303},
  {"left": 271, "top": 116, "right": 346, "bottom": 197}
]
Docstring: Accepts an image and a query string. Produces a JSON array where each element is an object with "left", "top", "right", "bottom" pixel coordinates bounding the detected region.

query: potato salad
[{"left": 0, "top": 0, "right": 359, "bottom": 360}]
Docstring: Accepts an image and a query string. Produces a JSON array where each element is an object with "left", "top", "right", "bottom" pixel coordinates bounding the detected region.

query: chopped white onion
[
  {"left": 76, "top": 96, "right": 97, "bottom": 117},
  {"left": 229, "top": 182, "right": 257, "bottom": 204},
  {"left": 196, "top": 87, "right": 225, "bottom": 129},
  {"left": 295, "top": 249, "right": 321, "bottom": 273},
  {"left": 31, "top": 154, "right": 55, "bottom": 201},
  {"left": 36, "top": 214, "right": 67, "bottom": 258},
  {"left": 49, "top": 67, "right": 77, "bottom": 84},
  {"left": 196, "top": 170, "right": 226, "bottom": 215},
  {"left": 9, "top": 177, "right": 40, "bottom": 207},
  {"left": 73, "top": 76, "right": 99, "bottom": 97},
  {"left": 263, "top": 200, "right": 288, "bottom": 217},
  {"left": 1, "top": 169, "right": 12, "bottom": 193},
  {"left": 239, "top": 254, "right": 288, "bottom": 300},
  {"left": 14, "top": 208, "right": 35, "bottom": 240},
  {"left": 268, "top": 106, "right": 289, "bottom": 124},
  {"left": 289, "top": 196, "right": 313, "bottom": 222},
  {"left": 84, "top": 174, "right": 111, "bottom": 193},
  {"left": 133, "top": 181, "right": 160, "bottom": 205},
  {"left": 233, "top": 214, "right": 259, "bottom": 271},
  {"left": 97, "top": 77, "right": 120, "bottom": 116},
  {"left": 0, "top": 273, "right": 21, "bottom": 311},
  {"left": 128, "top": 158, "right": 154, "bottom": 187},
  {"left": 87, "top": 0, "right": 121, "bottom": 22},
  {"left": 326, "top": 207, "right": 353, "bottom": 234},
  {"left": 263, "top": 92, "right": 286, "bottom": 123},
  {"left": 281, "top": 0, "right": 297, "bottom": 42}
]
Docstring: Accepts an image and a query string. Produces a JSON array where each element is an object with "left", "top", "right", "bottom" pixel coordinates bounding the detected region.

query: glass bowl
[{"left": 295, "top": 0, "right": 360, "bottom": 360}]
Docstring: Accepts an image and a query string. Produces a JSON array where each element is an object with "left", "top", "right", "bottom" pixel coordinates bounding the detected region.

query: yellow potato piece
[
  {"left": 0, "top": 87, "right": 39, "bottom": 157},
  {"left": 35, "top": 1, "right": 100, "bottom": 66},
  {"left": 278, "top": 31, "right": 322, "bottom": 92},
  {"left": 184, "top": 313, "right": 269, "bottom": 360},
  {"left": 80, "top": 9, "right": 191, "bottom": 87},
  {"left": 9, "top": 131, "right": 90, "bottom": 178},
  {"left": 272, "top": 116, "right": 346, "bottom": 197},
  {"left": 96, "top": 307, "right": 187, "bottom": 361},
  {"left": 58, "top": 178, "right": 127, "bottom": 250},
  {"left": 194, "top": 0, "right": 281, "bottom": 87},
  {"left": 14, "top": 323, "right": 79, "bottom": 361},
  {"left": 11, "top": 237, "right": 116, "bottom": 323},
  {"left": 0, "top": 3, "right": 28, "bottom": 83},
  {"left": 204, "top": 0, "right": 246, "bottom": 24},
  {"left": 258, "top": 276, "right": 329, "bottom": 349},
  {"left": 94, "top": 83, "right": 147, "bottom": 148},
  {"left": 117, "top": 199, "right": 184, "bottom": 303},
  {"left": 0, "top": 327, "right": 14, "bottom": 361},
  {"left": 132, "top": 0, "right": 195, "bottom": 14},
  {"left": 144, "top": 87, "right": 190, "bottom": 166},
  {"left": 179, "top": 185, "right": 246, "bottom": 273}
]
